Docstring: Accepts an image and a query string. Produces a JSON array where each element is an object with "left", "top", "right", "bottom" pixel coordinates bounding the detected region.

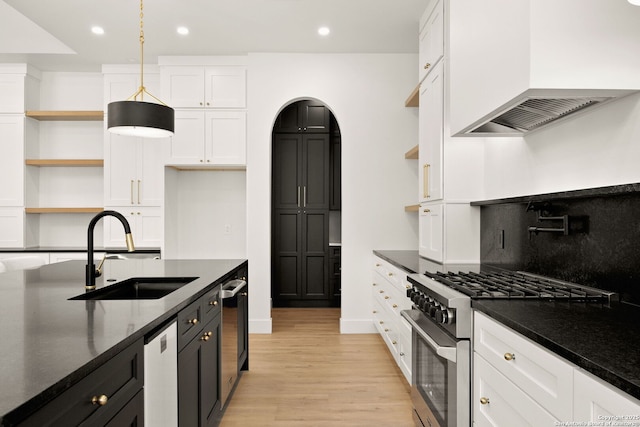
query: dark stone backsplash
[{"left": 477, "top": 184, "right": 640, "bottom": 305}]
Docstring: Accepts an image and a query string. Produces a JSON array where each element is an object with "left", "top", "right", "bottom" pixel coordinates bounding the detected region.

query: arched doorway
[{"left": 270, "top": 99, "right": 341, "bottom": 308}]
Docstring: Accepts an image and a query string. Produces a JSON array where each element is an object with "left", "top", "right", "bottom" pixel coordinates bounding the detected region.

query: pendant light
[{"left": 107, "top": 0, "right": 174, "bottom": 138}]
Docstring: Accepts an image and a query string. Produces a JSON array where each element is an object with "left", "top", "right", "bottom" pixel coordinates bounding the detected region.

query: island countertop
[{"left": 0, "top": 258, "right": 246, "bottom": 424}]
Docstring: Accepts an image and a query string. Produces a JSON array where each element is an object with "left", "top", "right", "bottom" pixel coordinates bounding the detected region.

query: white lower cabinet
[
  {"left": 103, "top": 207, "right": 162, "bottom": 248},
  {"left": 372, "top": 255, "right": 413, "bottom": 384},
  {"left": 473, "top": 312, "right": 640, "bottom": 426},
  {"left": 573, "top": 368, "right": 640, "bottom": 423},
  {"left": 474, "top": 354, "right": 558, "bottom": 426}
]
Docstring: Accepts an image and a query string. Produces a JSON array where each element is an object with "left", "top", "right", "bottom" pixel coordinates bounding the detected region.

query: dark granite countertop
[
  {"left": 473, "top": 299, "right": 640, "bottom": 400},
  {"left": 373, "top": 249, "right": 640, "bottom": 401},
  {"left": 0, "top": 258, "right": 246, "bottom": 424},
  {"left": 470, "top": 182, "right": 640, "bottom": 206}
]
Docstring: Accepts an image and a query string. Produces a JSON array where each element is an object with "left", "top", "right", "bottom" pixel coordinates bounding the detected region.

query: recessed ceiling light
[
  {"left": 91, "top": 26, "right": 105, "bottom": 35},
  {"left": 318, "top": 26, "right": 330, "bottom": 36},
  {"left": 177, "top": 26, "right": 189, "bottom": 35}
]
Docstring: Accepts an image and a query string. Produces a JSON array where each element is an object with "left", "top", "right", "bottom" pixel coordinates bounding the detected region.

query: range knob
[
  {"left": 428, "top": 302, "right": 440, "bottom": 318},
  {"left": 435, "top": 308, "right": 455, "bottom": 325},
  {"left": 406, "top": 287, "right": 416, "bottom": 298}
]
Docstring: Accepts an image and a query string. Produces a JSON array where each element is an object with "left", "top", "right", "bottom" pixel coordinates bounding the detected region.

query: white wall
[
  {"left": 482, "top": 92, "right": 640, "bottom": 199},
  {"left": 246, "top": 53, "right": 419, "bottom": 333},
  {"left": 163, "top": 169, "right": 247, "bottom": 259}
]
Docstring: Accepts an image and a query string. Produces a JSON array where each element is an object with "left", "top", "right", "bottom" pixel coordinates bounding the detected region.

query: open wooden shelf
[
  {"left": 25, "top": 111, "right": 104, "bottom": 121},
  {"left": 25, "top": 207, "right": 104, "bottom": 214},
  {"left": 25, "top": 159, "right": 104, "bottom": 167},
  {"left": 404, "top": 145, "right": 419, "bottom": 159},
  {"left": 404, "top": 84, "right": 420, "bottom": 107},
  {"left": 404, "top": 204, "right": 420, "bottom": 212}
]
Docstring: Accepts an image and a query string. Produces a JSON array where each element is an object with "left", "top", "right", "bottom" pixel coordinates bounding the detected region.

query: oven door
[{"left": 401, "top": 310, "right": 470, "bottom": 427}]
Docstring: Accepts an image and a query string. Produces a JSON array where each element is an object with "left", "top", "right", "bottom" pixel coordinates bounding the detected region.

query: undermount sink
[{"left": 70, "top": 277, "right": 198, "bottom": 300}]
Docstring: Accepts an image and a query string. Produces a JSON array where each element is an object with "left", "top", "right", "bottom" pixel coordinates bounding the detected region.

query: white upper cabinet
[
  {"left": 449, "top": 0, "right": 640, "bottom": 136},
  {"left": 168, "top": 110, "right": 246, "bottom": 166},
  {"left": 161, "top": 66, "right": 246, "bottom": 109},
  {"left": 0, "top": 66, "right": 40, "bottom": 113},
  {"left": 418, "top": 61, "right": 443, "bottom": 203},
  {"left": 418, "top": 0, "right": 444, "bottom": 84}
]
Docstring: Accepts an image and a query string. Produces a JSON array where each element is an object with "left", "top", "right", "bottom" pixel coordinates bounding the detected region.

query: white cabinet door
[
  {"left": 418, "top": 0, "right": 444, "bottom": 83},
  {"left": 419, "top": 202, "right": 443, "bottom": 262},
  {"left": 161, "top": 66, "right": 205, "bottom": 108},
  {"left": 204, "top": 111, "right": 246, "bottom": 165},
  {"left": 474, "top": 354, "right": 559, "bottom": 427},
  {"left": 167, "top": 110, "right": 205, "bottom": 164},
  {"left": 103, "top": 207, "right": 162, "bottom": 248},
  {"left": 161, "top": 66, "right": 246, "bottom": 109},
  {"left": 474, "top": 312, "right": 574, "bottom": 421},
  {"left": 418, "top": 61, "right": 443, "bottom": 202},
  {"left": 204, "top": 67, "right": 246, "bottom": 108},
  {"left": 105, "top": 133, "right": 164, "bottom": 207},
  {"left": 137, "top": 138, "right": 164, "bottom": 206},
  {"left": 574, "top": 368, "right": 640, "bottom": 423},
  {"left": 0, "top": 75, "right": 26, "bottom": 113},
  {"left": 0, "top": 115, "right": 25, "bottom": 206},
  {"left": 0, "top": 208, "right": 25, "bottom": 248}
]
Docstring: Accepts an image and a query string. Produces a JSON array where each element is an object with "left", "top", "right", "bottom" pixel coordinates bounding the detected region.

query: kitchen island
[{"left": 0, "top": 258, "right": 247, "bottom": 426}]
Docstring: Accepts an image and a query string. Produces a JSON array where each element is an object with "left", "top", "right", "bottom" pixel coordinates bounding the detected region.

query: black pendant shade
[{"left": 107, "top": 100, "right": 175, "bottom": 138}]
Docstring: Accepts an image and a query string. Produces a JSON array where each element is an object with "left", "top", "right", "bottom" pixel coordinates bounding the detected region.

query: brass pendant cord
[{"left": 126, "top": 0, "right": 168, "bottom": 106}]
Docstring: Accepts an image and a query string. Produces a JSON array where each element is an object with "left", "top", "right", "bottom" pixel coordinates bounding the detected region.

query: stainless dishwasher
[{"left": 220, "top": 278, "right": 247, "bottom": 406}]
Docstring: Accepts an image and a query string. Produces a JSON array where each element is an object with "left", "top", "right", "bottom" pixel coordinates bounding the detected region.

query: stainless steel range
[{"left": 401, "top": 269, "right": 616, "bottom": 427}]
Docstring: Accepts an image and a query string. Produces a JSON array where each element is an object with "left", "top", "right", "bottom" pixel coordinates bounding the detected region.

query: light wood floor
[{"left": 220, "top": 308, "right": 414, "bottom": 427}]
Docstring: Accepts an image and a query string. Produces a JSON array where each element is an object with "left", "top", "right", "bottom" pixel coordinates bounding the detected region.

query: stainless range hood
[
  {"left": 449, "top": 0, "right": 640, "bottom": 137},
  {"left": 466, "top": 93, "right": 626, "bottom": 135}
]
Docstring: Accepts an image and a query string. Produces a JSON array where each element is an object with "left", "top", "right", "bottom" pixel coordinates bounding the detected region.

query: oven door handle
[{"left": 401, "top": 310, "right": 457, "bottom": 363}]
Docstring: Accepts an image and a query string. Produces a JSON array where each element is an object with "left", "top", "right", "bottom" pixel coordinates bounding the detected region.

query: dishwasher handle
[{"left": 221, "top": 279, "right": 247, "bottom": 299}]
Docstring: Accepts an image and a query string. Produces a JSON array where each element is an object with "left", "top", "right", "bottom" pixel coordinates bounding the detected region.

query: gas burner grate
[{"left": 423, "top": 270, "right": 612, "bottom": 302}]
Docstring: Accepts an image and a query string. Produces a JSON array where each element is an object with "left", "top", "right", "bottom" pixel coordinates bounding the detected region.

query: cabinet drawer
[
  {"left": 474, "top": 354, "right": 558, "bottom": 427},
  {"left": 202, "top": 285, "right": 221, "bottom": 325},
  {"left": 178, "top": 298, "right": 204, "bottom": 351},
  {"left": 20, "top": 339, "right": 144, "bottom": 427},
  {"left": 474, "top": 312, "right": 573, "bottom": 421}
]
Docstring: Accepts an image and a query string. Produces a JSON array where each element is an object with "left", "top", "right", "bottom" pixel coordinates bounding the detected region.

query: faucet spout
[{"left": 86, "top": 210, "right": 135, "bottom": 290}]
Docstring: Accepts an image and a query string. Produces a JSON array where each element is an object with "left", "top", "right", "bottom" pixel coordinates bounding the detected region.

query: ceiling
[{"left": 0, "top": 0, "right": 428, "bottom": 72}]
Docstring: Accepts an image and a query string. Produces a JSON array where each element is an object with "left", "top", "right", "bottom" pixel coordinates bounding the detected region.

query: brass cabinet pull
[
  {"left": 372, "top": 310, "right": 377, "bottom": 314},
  {"left": 480, "top": 397, "right": 490, "bottom": 405},
  {"left": 399, "top": 352, "right": 405, "bottom": 356},
  {"left": 241, "top": 292, "right": 248, "bottom": 296},
  {"left": 209, "top": 300, "right": 218, "bottom": 306},
  {"left": 297, "top": 186, "right": 301, "bottom": 207},
  {"left": 379, "top": 321, "right": 384, "bottom": 324},
  {"left": 392, "top": 304, "right": 398, "bottom": 308},
  {"left": 392, "top": 340, "right": 397, "bottom": 345},
  {"left": 423, "top": 164, "right": 431, "bottom": 198},
  {"left": 188, "top": 318, "right": 199, "bottom": 325},
  {"left": 379, "top": 290, "right": 384, "bottom": 293},
  {"left": 91, "top": 394, "right": 108, "bottom": 406},
  {"left": 423, "top": 208, "right": 431, "bottom": 213},
  {"left": 130, "top": 180, "right": 134, "bottom": 205},
  {"left": 303, "top": 186, "right": 307, "bottom": 207},
  {"left": 504, "top": 352, "right": 515, "bottom": 361},
  {"left": 384, "top": 328, "right": 389, "bottom": 332},
  {"left": 424, "top": 63, "right": 431, "bottom": 70},
  {"left": 384, "top": 296, "right": 390, "bottom": 300},
  {"left": 137, "top": 180, "right": 141, "bottom": 204},
  {"left": 387, "top": 272, "right": 393, "bottom": 277}
]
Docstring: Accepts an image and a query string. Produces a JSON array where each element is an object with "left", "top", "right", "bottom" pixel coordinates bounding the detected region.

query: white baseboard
[
  {"left": 248, "top": 318, "right": 272, "bottom": 334},
  {"left": 339, "top": 318, "right": 377, "bottom": 334}
]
